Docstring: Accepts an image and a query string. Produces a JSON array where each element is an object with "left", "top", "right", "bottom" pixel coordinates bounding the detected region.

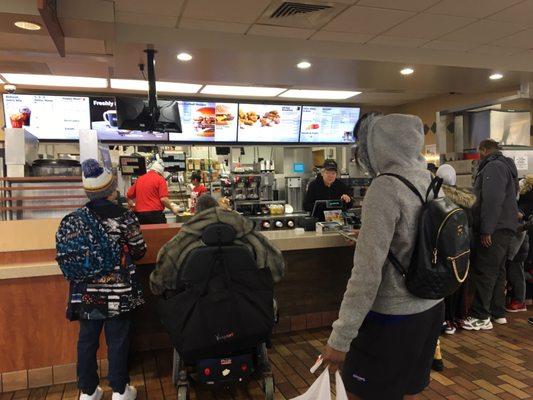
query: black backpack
[{"left": 380, "top": 173, "right": 470, "bottom": 299}]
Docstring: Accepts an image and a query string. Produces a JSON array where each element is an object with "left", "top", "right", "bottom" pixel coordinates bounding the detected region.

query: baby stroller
[{"left": 156, "top": 223, "right": 276, "bottom": 400}]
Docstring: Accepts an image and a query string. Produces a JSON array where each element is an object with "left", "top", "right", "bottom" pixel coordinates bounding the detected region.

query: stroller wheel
[
  {"left": 177, "top": 385, "right": 189, "bottom": 400},
  {"left": 264, "top": 375, "right": 274, "bottom": 400}
]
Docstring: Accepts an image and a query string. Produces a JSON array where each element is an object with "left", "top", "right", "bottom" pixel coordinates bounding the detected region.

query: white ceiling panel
[
  {"left": 322, "top": 6, "right": 415, "bottom": 34},
  {"left": 425, "top": 0, "right": 523, "bottom": 19},
  {"left": 0, "top": 32, "right": 55, "bottom": 52},
  {"left": 179, "top": 18, "right": 250, "bottom": 34},
  {"left": 439, "top": 20, "right": 528, "bottom": 44},
  {"left": 384, "top": 13, "right": 474, "bottom": 39},
  {"left": 421, "top": 40, "right": 475, "bottom": 51},
  {"left": 309, "top": 31, "right": 373, "bottom": 43},
  {"left": 248, "top": 25, "right": 315, "bottom": 39},
  {"left": 58, "top": 0, "right": 114, "bottom": 22},
  {"left": 468, "top": 45, "right": 524, "bottom": 57},
  {"left": 356, "top": 0, "right": 440, "bottom": 11},
  {"left": 116, "top": 11, "right": 178, "bottom": 28},
  {"left": 114, "top": 0, "right": 184, "bottom": 16},
  {"left": 182, "top": 0, "right": 271, "bottom": 24},
  {"left": 368, "top": 35, "right": 427, "bottom": 48},
  {"left": 493, "top": 28, "right": 533, "bottom": 49},
  {"left": 488, "top": 0, "right": 533, "bottom": 26},
  {"left": 65, "top": 38, "right": 107, "bottom": 54}
]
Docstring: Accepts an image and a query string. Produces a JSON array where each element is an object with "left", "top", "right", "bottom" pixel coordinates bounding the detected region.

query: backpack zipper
[{"left": 432, "top": 208, "right": 462, "bottom": 264}]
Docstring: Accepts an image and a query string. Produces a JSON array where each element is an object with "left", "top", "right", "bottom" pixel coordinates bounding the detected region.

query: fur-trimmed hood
[{"left": 442, "top": 185, "right": 476, "bottom": 209}]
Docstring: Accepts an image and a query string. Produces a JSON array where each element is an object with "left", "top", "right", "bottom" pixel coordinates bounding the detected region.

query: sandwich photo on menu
[
  {"left": 193, "top": 106, "right": 215, "bottom": 137},
  {"left": 215, "top": 104, "right": 235, "bottom": 126}
]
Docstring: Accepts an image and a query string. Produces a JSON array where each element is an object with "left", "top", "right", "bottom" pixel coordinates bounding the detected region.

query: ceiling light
[
  {"left": 400, "top": 67, "right": 414, "bottom": 76},
  {"left": 201, "top": 85, "right": 286, "bottom": 97},
  {"left": 278, "top": 89, "right": 361, "bottom": 100},
  {"left": 110, "top": 79, "right": 202, "bottom": 93},
  {"left": 489, "top": 73, "right": 503, "bottom": 80},
  {"left": 0, "top": 73, "right": 107, "bottom": 88},
  {"left": 177, "top": 53, "right": 193, "bottom": 62},
  {"left": 14, "top": 21, "right": 42, "bottom": 31},
  {"left": 297, "top": 61, "right": 312, "bottom": 69}
]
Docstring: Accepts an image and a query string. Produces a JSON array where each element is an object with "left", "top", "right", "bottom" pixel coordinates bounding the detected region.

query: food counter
[{"left": 0, "top": 220, "right": 355, "bottom": 392}]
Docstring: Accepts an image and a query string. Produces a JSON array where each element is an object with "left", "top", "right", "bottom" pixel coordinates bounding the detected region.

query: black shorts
[{"left": 342, "top": 301, "right": 444, "bottom": 400}]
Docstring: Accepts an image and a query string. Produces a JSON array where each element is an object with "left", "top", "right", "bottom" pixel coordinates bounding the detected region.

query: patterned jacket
[{"left": 63, "top": 199, "right": 147, "bottom": 320}]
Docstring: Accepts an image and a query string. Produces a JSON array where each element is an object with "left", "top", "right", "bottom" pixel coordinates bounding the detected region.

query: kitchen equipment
[
  {"left": 286, "top": 176, "right": 306, "bottom": 212},
  {"left": 259, "top": 172, "right": 275, "bottom": 201},
  {"left": 32, "top": 159, "right": 81, "bottom": 176}
]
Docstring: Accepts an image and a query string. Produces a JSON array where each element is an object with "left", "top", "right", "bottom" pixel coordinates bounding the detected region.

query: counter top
[{"left": 0, "top": 224, "right": 354, "bottom": 280}]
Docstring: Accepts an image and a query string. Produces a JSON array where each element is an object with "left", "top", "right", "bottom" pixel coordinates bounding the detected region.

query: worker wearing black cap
[{"left": 304, "top": 159, "right": 353, "bottom": 220}]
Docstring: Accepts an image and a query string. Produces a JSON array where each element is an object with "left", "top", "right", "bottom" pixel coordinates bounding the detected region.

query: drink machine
[{"left": 285, "top": 177, "right": 306, "bottom": 212}]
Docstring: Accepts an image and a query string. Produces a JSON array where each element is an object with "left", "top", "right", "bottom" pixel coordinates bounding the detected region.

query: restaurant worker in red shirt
[
  {"left": 189, "top": 171, "right": 208, "bottom": 213},
  {"left": 127, "top": 157, "right": 179, "bottom": 224}
]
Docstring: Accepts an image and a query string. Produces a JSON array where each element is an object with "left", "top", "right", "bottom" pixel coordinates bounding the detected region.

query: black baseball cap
[{"left": 322, "top": 159, "right": 338, "bottom": 171}]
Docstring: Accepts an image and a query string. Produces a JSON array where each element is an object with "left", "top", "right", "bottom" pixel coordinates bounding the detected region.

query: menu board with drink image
[
  {"left": 299, "top": 106, "right": 360, "bottom": 143},
  {"left": 237, "top": 104, "right": 301, "bottom": 143},
  {"left": 169, "top": 101, "right": 238, "bottom": 142},
  {"left": 3, "top": 94, "right": 90, "bottom": 140}
]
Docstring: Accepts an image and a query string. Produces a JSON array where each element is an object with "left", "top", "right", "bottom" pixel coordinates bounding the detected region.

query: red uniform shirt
[
  {"left": 127, "top": 170, "right": 169, "bottom": 212},
  {"left": 190, "top": 184, "right": 208, "bottom": 213}
]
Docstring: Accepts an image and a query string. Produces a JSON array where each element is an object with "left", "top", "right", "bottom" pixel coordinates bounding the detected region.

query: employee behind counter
[
  {"left": 127, "top": 158, "right": 179, "bottom": 224},
  {"left": 303, "top": 159, "right": 353, "bottom": 221}
]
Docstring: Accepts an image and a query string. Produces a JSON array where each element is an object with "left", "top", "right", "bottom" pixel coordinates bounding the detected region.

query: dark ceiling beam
[{"left": 37, "top": 0, "right": 65, "bottom": 57}]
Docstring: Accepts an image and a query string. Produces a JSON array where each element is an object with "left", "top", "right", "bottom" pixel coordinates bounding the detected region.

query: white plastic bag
[{"left": 291, "top": 369, "right": 348, "bottom": 400}]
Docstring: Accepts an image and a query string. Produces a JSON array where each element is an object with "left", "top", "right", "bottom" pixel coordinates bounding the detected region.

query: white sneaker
[
  {"left": 493, "top": 317, "right": 507, "bottom": 325},
  {"left": 112, "top": 385, "right": 137, "bottom": 400},
  {"left": 461, "top": 316, "right": 493, "bottom": 331},
  {"left": 80, "top": 387, "right": 103, "bottom": 400}
]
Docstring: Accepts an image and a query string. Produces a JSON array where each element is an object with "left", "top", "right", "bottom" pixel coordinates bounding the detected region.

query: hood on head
[
  {"left": 358, "top": 114, "right": 426, "bottom": 175},
  {"left": 437, "top": 164, "right": 457, "bottom": 186}
]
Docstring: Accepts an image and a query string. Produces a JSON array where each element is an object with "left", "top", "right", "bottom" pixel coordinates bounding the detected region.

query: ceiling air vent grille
[{"left": 270, "top": 2, "right": 333, "bottom": 18}]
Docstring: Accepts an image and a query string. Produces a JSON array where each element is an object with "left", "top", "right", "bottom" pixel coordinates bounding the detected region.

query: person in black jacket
[{"left": 303, "top": 159, "right": 353, "bottom": 220}]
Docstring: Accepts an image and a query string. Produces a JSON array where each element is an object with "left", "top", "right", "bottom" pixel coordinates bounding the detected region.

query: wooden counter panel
[
  {"left": 0, "top": 275, "right": 107, "bottom": 373},
  {"left": 0, "top": 249, "right": 56, "bottom": 265}
]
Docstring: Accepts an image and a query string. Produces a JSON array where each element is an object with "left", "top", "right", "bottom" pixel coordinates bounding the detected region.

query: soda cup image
[{"left": 19, "top": 106, "right": 31, "bottom": 126}]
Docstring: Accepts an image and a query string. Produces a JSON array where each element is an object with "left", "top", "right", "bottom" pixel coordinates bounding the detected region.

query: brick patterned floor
[{"left": 2, "top": 311, "right": 532, "bottom": 400}]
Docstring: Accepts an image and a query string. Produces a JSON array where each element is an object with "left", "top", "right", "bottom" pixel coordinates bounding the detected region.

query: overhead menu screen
[
  {"left": 169, "top": 101, "right": 238, "bottom": 142},
  {"left": 237, "top": 104, "right": 301, "bottom": 143},
  {"left": 299, "top": 106, "right": 360, "bottom": 143},
  {"left": 3, "top": 94, "right": 90, "bottom": 140}
]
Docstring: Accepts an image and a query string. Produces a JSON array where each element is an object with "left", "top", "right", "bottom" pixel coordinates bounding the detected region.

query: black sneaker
[
  {"left": 529, "top": 317, "right": 533, "bottom": 325},
  {"left": 432, "top": 358, "right": 444, "bottom": 372}
]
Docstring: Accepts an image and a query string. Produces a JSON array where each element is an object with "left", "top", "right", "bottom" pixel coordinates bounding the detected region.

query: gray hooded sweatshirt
[{"left": 328, "top": 114, "right": 442, "bottom": 352}]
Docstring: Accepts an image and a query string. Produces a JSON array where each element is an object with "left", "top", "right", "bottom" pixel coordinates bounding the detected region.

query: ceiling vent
[
  {"left": 257, "top": 1, "right": 349, "bottom": 29},
  {"left": 270, "top": 2, "right": 332, "bottom": 18}
]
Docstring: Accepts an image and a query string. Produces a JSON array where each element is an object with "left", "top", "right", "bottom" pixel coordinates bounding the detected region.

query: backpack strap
[
  {"left": 378, "top": 173, "right": 424, "bottom": 204},
  {"left": 425, "top": 176, "right": 443, "bottom": 201}
]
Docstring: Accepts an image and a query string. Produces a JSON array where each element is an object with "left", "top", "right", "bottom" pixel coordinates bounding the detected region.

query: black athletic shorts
[{"left": 342, "top": 301, "right": 444, "bottom": 400}]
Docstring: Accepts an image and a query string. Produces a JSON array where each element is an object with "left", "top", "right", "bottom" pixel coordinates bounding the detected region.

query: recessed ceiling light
[
  {"left": 0, "top": 73, "right": 107, "bottom": 88},
  {"left": 201, "top": 85, "right": 286, "bottom": 97},
  {"left": 400, "top": 67, "right": 414, "bottom": 76},
  {"left": 110, "top": 79, "right": 201, "bottom": 93},
  {"left": 489, "top": 73, "right": 503, "bottom": 80},
  {"left": 177, "top": 53, "right": 193, "bottom": 62},
  {"left": 14, "top": 21, "right": 42, "bottom": 31},
  {"left": 278, "top": 89, "right": 361, "bottom": 100},
  {"left": 297, "top": 61, "right": 312, "bottom": 69}
]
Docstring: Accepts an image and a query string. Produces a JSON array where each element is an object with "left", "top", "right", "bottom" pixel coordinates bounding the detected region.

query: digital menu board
[
  {"left": 169, "top": 101, "right": 238, "bottom": 142},
  {"left": 237, "top": 104, "right": 301, "bottom": 143},
  {"left": 92, "top": 96, "right": 168, "bottom": 142},
  {"left": 3, "top": 94, "right": 90, "bottom": 140},
  {"left": 299, "top": 106, "right": 360, "bottom": 143}
]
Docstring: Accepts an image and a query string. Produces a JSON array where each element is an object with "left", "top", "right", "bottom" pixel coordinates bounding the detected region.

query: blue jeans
[{"left": 77, "top": 315, "right": 131, "bottom": 395}]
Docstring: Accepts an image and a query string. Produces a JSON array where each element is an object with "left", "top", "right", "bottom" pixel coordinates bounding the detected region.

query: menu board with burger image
[
  {"left": 237, "top": 104, "right": 301, "bottom": 143},
  {"left": 169, "top": 101, "right": 238, "bottom": 142},
  {"left": 3, "top": 94, "right": 90, "bottom": 140},
  {"left": 300, "top": 106, "right": 360, "bottom": 143}
]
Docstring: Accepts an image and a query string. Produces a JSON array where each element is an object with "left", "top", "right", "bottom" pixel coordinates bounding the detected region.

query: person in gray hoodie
[
  {"left": 462, "top": 139, "right": 519, "bottom": 331},
  {"left": 322, "top": 114, "right": 444, "bottom": 400}
]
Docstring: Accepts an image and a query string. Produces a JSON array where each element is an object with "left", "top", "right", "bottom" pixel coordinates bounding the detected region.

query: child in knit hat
[{"left": 58, "top": 159, "right": 147, "bottom": 400}]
